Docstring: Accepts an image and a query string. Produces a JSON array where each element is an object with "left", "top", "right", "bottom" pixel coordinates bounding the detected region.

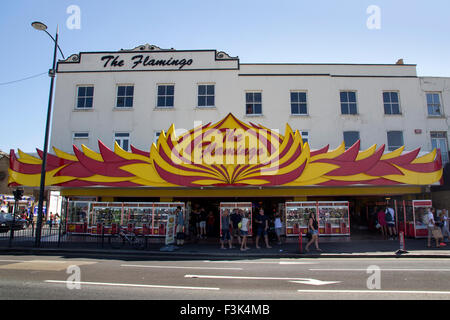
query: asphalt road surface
[{"left": 0, "top": 253, "right": 449, "bottom": 300}]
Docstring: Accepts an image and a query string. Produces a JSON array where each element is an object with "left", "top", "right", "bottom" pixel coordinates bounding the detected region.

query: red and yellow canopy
[{"left": 9, "top": 113, "right": 443, "bottom": 188}]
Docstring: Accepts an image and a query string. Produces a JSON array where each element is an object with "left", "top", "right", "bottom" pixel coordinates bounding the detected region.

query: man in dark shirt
[
  {"left": 230, "top": 209, "right": 242, "bottom": 246},
  {"left": 255, "top": 208, "right": 272, "bottom": 249}
]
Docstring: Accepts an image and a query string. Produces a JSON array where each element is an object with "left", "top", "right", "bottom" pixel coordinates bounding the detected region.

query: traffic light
[{"left": 13, "top": 189, "right": 23, "bottom": 201}]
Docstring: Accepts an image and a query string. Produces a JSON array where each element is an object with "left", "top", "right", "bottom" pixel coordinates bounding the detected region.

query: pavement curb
[{"left": 1, "top": 247, "right": 449, "bottom": 259}]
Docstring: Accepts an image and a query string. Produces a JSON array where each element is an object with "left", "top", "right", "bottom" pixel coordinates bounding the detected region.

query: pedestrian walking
[
  {"left": 175, "top": 206, "right": 185, "bottom": 246},
  {"left": 426, "top": 207, "right": 442, "bottom": 248},
  {"left": 385, "top": 205, "right": 396, "bottom": 240},
  {"left": 240, "top": 212, "right": 250, "bottom": 251},
  {"left": 220, "top": 209, "right": 232, "bottom": 249},
  {"left": 440, "top": 209, "right": 449, "bottom": 242},
  {"left": 274, "top": 212, "right": 283, "bottom": 245},
  {"left": 230, "top": 209, "right": 242, "bottom": 246},
  {"left": 199, "top": 208, "right": 207, "bottom": 239},
  {"left": 376, "top": 207, "right": 387, "bottom": 239},
  {"left": 255, "top": 208, "right": 271, "bottom": 249},
  {"left": 305, "top": 211, "right": 321, "bottom": 252}
]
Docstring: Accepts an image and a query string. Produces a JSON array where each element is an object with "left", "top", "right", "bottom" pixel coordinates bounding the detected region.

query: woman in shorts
[
  {"left": 305, "top": 212, "right": 322, "bottom": 252},
  {"left": 240, "top": 212, "right": 250, "bottom": 251}
]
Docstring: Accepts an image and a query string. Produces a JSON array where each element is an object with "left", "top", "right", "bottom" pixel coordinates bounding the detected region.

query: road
[{"left": 0, "top": 253, "right": 449, "bottom": 301}]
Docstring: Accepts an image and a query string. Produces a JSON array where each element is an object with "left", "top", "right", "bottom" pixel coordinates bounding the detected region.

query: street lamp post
[{"left": 32, "top": 22, "right": 64, "bottom": 247}]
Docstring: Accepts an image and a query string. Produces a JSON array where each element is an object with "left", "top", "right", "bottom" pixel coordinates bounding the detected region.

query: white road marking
[
  {"left": 203, "top": 260, "right": 316, "bottom": 265},
  {"left": 121, "top": 264, "right": 243, "bottom": 270},
  {"left": 45, "top": 280, "right": 220, "bottom": 291},
  {"left": 310, "top": 268, "right": 450, "bottom": 272},
  {"left": 297, "top": 289, "right": 450, "bottom": 295},
  {"left": 290, "top": 280, "right": 341, "bottom": 286},
  {"left": 185, "top": 274, "right": 339, "bottom": 285}
]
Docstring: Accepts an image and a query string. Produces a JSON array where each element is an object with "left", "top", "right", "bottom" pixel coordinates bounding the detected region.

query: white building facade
[{"left": 50, "top": 44, "right": 449, "bottom": 167}]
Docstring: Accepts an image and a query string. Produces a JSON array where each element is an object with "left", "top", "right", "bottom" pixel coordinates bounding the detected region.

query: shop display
[
  {"left": 65, "top": 201, "right": 184, "bottom": 237},
  {"left": 122, "top": 203, "right": 153, "bottom": 235},
  {"left": 317, "top": 202, "right": 350, "bottom": 235},
  {"left": 285, "top": 201, "right": 350, "bottom": 236},
  {"left": 405, "top": 200, "right": 433, "bottom": 238},
  {"left": 90, "top": 203, "right": 122, "bottom": 234},
  {"left": 219, "top": 202, "right": 252, "bottom": 236},
  {"left": 66, "top": 201, "right": 90, "bottom": 233},
  {"left": 285, "top": 202, "right": 317, "bottom": 236}
]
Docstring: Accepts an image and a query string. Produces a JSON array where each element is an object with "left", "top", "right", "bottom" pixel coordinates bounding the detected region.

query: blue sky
[{"left": 1, "top": 0, "right": 449, "bottom": 152}]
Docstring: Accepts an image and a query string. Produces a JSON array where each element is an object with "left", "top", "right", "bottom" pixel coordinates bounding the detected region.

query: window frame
[
  {"left": 245, "top": 91, "right": 263, "bottom": 116},
  {"left": 114, "top": 132, "right": 131, "bottom": 151},
  {"left": 115, "top": 84, "right": 134, "bottom": 109},
  {"left": 197, "top": 84, "right": 215, "bottom": 108},
  {"left": 340, "top": 90, "right": 358, "bottom": 115},
  {"left": 431, "top": 131, "right": 449, "bottom": 165},
  {"left": 72, "top": 132, "right": 89, "bottom": 148},
  {"left": 343, "top": 131, "right": 360, "bottom": 150},
  {"left": 154, "top": 130, "right": 162, "bottom": 144},
  {"left": 426, "top": 92, "right": 443, "bottom": 117},
  {"left": 383, "top": 91, "right": 401, "bottom": 115},
  {"left": 387, "top": 131, "right": 404, "bottom": 152},
  {"left": 156, "top": 84, "right": 175, "bottom": 108},
  {"left": 298, "top": 130, "right": 309, "bottom": 145},
  {"left": 75, "top": 85, "right": 94, "bottom": 110},
  {"left": 290, "top": 91, "right": 308, "bottom": 116}
]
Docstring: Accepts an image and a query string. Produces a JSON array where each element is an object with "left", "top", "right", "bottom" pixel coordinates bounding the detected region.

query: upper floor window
[
  {"left": 291, "top": 92, "right": 308, "bottom": 115},
  {"left": 426, "top": 92, "right": 442, "bottom": 116},
  {"left": 340, "top": 91, "right": 357, "bottom": 115},
  {"left": 387, "top": 131, "right": 404, "bottom": 151},
  {"left": 343, "top": 131, "right": 360, "bottom": 149},
  {"left": 114, "top": 132, "right": 130, "bottom": 151},
  {"left": 431, "top": 132, "right": 449, "bottom": 165},
  {"left": 246, "top": 92, "right": 262, "bottom": 115},
  {"left": 76, "top": 86, "right": 94, "bottom": 109},
  {"left": 198, "top": 84, "right": 215, "bottom": 107},
  {"left": 383, "top": 91, "right": 401, "bottom": 115},
  {"left": 157, "top": 85, "right": 175, "bottom": 108},
  {"left": 116, "top": 85, "right": 134, "bottom": 108}
]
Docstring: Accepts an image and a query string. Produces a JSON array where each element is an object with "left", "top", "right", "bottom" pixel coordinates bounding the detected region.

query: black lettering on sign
[{"left": 102, "top": 55, "right": 194, "bottom": 70}]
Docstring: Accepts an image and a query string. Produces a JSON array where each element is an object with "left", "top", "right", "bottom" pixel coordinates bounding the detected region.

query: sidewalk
[{"left": 2, "top": 236, "right": 449, "bottom": 258}]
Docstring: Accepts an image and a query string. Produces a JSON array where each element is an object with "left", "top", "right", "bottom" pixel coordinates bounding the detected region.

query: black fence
[{"left": 0, "top": 220, "right": 166, "bottom": 251}]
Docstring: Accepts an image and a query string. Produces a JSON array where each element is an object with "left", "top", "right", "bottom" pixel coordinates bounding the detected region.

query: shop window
[
  {"left": 387, "top": 131, "right": 404, "bottom": 151},
  {"left": 431, "top": 132, "right": 449, "bottom": 165},
  {"left": 246, "top": 92, "right": 262, "bottom": 115},
  {"left": 116, "top": 85, "right": 134, "bottom": 108},
  {"left": 291, "top": 91, "right": 308, "bottom": 115},
  {"left": 114, "top": 132, "right": 130, "bottom": 151},
  {"left": 426, "top": 92, "right": 442, "bottom": 116},
  {"left": 157, "top": 85, "right": 175, "bottom": 108},
  {"left": 198, "top": 84, "right": 215, "bottom": 107},
  {"left": 343, "top": 131, "right": 360, "bottom": 149},
  {"left": 72, "top": 132, "right": 89, "bottom": 149},
  {"left": 383, "top": 91, "right": 401, "bottom": 115},
  {"left": 340, "top": 91, "right": 358, "bottom": 115},
  {"left": 76, "top": 86, "right": 94, "bottom": 109}
]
